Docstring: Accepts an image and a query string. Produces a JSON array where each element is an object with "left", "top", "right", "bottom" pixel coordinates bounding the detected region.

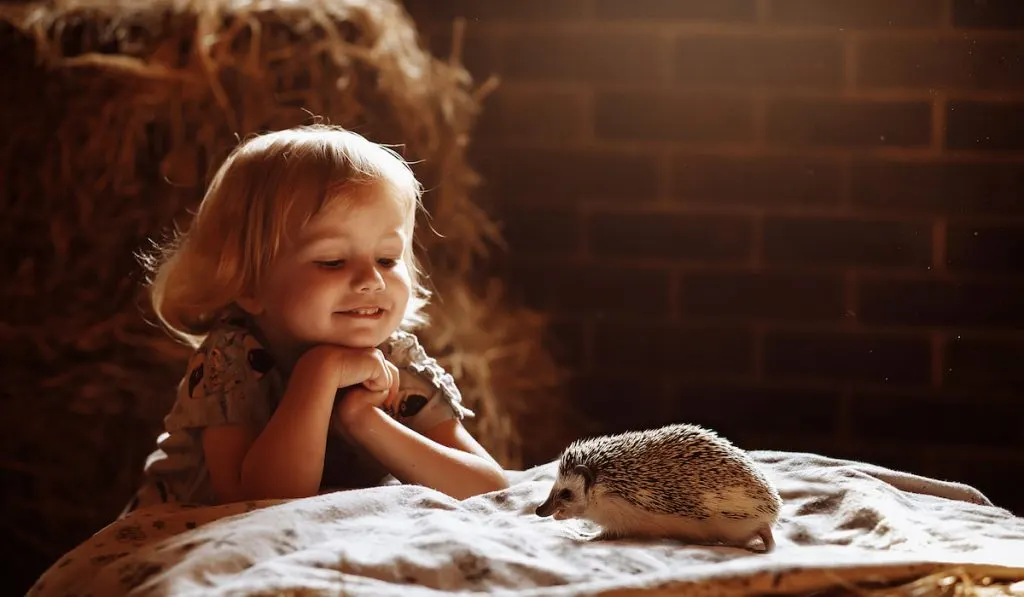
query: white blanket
[{"left": 30, "top": 451, "right": 1024, "bottom": 596}]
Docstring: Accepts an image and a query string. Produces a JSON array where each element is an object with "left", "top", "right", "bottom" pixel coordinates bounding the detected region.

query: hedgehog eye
[{"left": 558, "top": 489, "right": 573, "bottom": 501}]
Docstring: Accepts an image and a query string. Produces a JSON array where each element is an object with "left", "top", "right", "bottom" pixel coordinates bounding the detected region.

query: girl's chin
[{"left": 327, "top": 326, "right": 396, "bottom": 348}]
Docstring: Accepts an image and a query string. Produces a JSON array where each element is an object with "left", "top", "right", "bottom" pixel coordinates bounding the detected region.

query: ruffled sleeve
[
  {"left": 163, "top": 324, "right": 277, "bottom": 432},
  {"left": 380, "top": 330, "right": 474, "bottom": 434}
]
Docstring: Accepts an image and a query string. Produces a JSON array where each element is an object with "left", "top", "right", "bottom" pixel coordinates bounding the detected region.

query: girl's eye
[
  {"left": 377, "top": 258, "right": 398, "bottom": 268},
  {"left": 315, "top": 260, "right": 345, "bottom": 269}
]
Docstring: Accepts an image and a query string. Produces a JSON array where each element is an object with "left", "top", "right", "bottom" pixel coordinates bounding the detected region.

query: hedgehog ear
[{"left": 574, "top": 465, "right": 594, "bottom": 491}]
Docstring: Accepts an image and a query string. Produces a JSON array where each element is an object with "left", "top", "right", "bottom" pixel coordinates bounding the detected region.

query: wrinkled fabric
[{"left": 32, "top": 450, "right": 1024, "bottom": 596}]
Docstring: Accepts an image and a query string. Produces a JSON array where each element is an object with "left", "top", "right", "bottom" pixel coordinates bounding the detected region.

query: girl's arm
[
  {"left": 335, "top": 393, "right": 509, "bottom": 500},
  {"left": 203, "top": 345, "right": 395, "bottom": 503}
]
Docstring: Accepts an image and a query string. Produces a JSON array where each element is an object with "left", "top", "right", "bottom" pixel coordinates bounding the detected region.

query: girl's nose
[{"left": 352, "top": 261, "right": 385, "bottom": 293}]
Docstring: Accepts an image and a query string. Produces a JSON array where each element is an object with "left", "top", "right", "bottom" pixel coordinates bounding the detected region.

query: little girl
[{"left": 124, "top": 125, "right": 508, "bottom": 513}]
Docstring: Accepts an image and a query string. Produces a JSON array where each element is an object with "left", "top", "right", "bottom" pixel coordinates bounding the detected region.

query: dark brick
[
  {"left": 947, "top": 101, "right": 1024, "bottom": 151},
  {"left": 851, "top": 159, "right": 1024, "bottom": 214},
  {"left": 850, "top": 393, "right": 1023, "bottom": 447},
  {"left": 673, "top": 153, "right": 844, "bottom": 206},
  {"left": 746, "top": 433, "right": 840, "bottom": 454},
  {"left": 477, "top": 88, "right": 588, "bottom": 142},
  {"left": 545, "top": 320, "right": 588, "bottom": 369},
  {"left": 403, "top": 0, "right": 586, "bottom": 21},
  {"left": 594, "top": 92, "right": 754, "bottom": 142},
  {"left": 500, "top": 32, "right": 667, "bottom": 83},
  {"left": 858, "top": 278, "right": 1024, "bottom": 328},
  {"left": 766, "top": 99, "right": 932, "bottom": 147},
  {"left": 475, "top": 148, "right": 660, "bottom": 204},
  {"left": 589, "top": 213, "right": 753, "bottom": 261},
  {"left": 674, "top": 35, "right": 843, "bottom": 87},
  {"left": 425, "top": 32, "right": 497, "bottom": 78},
  {"left": 764, "top": 331, "right": 933, "bottom": 385},
  {"left": 570, "top": 374, "right": 669, "bottom": 433},
  {"left": 668, "top": 382, "right": 841, "bottom": 438},
  {"left": 770, "top": 0, "right": 942, "bottom": 27},
  {"left": 507, "top": 263, "right": 672, "bottom": 316},
  {"left": 953, "top": 0, "right": 1024, "bottom": 30},
  {"left": 595, "top": 0, "right": 757, "bottom": 21},
  {"left": 680, "top": 271, "right": 845, "bottom": 321},
  {"left": 593, "top": 323, "right": 753, "bottom": 374},
  {"left": 945, "top": 335, "right": 1024, "bottom": 389},
  {"left": 947, "top": 223, "right": 1024, "bottom": 273},
  {"left": 825, "top": 445, "right": 940, "bottom": 479},
  {"left": 858, "top": 36, "right": 1024, "bottom": 91},
  {"left": 495, "top": 205, "right": 581, "bottom": 257},
  {"left": 763, "top": 217, "right": 933, "bottom": 268}
]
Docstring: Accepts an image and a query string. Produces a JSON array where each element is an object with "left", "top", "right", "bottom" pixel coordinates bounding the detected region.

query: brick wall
[{"left": 403, "top": 0, "right": 1024, "bottom": 513}]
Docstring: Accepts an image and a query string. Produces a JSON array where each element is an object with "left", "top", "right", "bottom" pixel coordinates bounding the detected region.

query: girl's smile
[{"left": 336, "top": 307, "right": 386, "bottom": 319}]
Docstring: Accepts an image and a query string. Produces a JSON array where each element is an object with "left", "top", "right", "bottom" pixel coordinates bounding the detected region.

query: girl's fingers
[
  {"left": 384, "top": 362, "right": 401, "bottom": 409},
  {"left": 361, "top": 350, "right": 389, "bottom": 392}
]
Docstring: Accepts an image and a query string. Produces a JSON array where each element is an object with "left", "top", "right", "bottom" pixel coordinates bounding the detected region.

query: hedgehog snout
[{"left": 535, "top": 494, "right": 557, "bottom": 517}]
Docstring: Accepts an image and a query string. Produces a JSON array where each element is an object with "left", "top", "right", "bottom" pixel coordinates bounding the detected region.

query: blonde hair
[{"left": 143, "top": 124, "right": 429, "bottom": 346}]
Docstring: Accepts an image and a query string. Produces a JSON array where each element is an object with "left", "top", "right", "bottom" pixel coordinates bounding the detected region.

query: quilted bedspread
[{"left": 29, "top": 450, "right": 1024, "bottom": 596}]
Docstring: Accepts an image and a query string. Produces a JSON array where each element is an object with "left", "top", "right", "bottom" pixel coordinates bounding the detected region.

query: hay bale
[{"left": 0, "top": 0, "right": 572, "bottom": 574}]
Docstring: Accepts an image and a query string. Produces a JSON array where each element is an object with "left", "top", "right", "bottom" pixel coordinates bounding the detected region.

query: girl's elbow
[
  {"left": 447, "top": 464, "right": 509, "bottom": 500},
  {"left": 473, "top": 464, "right": 510, "bottom": 496},
  {"left": 236, "top": 471, "right": 320, "bottom": 503},
  {"left": 490, "top": 467, "right": 511, "bottom": 491}
]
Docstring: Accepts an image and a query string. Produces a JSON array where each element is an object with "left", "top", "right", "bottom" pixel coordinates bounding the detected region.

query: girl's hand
[
  {"left": 333, "top": 359, "right": 401, "bottom": 432},
  {"left": 299, "top": 344, "right": 395, "bottom": 394},
  {"left": 352, "top": 349, "right": 395, "bottom": 394}
]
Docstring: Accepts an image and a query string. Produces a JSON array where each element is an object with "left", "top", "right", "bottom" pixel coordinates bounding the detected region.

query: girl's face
[{"left": 243, "top": 185, "right": 413, "bottom": 366}]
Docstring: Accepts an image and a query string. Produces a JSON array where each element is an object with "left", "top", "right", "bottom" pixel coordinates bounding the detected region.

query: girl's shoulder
[
  {"left": 381, "top": 330, "right": 474, "bottom": 421},
  {"left": 380, "top": 330, "right": 444, "bottom": 385},
  {"left": 380, "top": 329, "right": 427, "bottom": 366},
  {"left": 167, "top": 314, "right": 278, "bottom": 431},
  {"left": 183, "top": 315, "right": 276, "bottom": 397},
  {"left": 194, "top": 314, "right": 275, "bottom": 372}
]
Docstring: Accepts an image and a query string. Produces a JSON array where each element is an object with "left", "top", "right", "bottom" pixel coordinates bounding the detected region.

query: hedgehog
[{"left": 534, "top": 423, "right": 782, "bottom": 553}]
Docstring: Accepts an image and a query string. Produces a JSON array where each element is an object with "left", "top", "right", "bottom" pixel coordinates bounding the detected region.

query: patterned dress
[{"left": 122, "top": 315, "right": 474, "bottom": 515}]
